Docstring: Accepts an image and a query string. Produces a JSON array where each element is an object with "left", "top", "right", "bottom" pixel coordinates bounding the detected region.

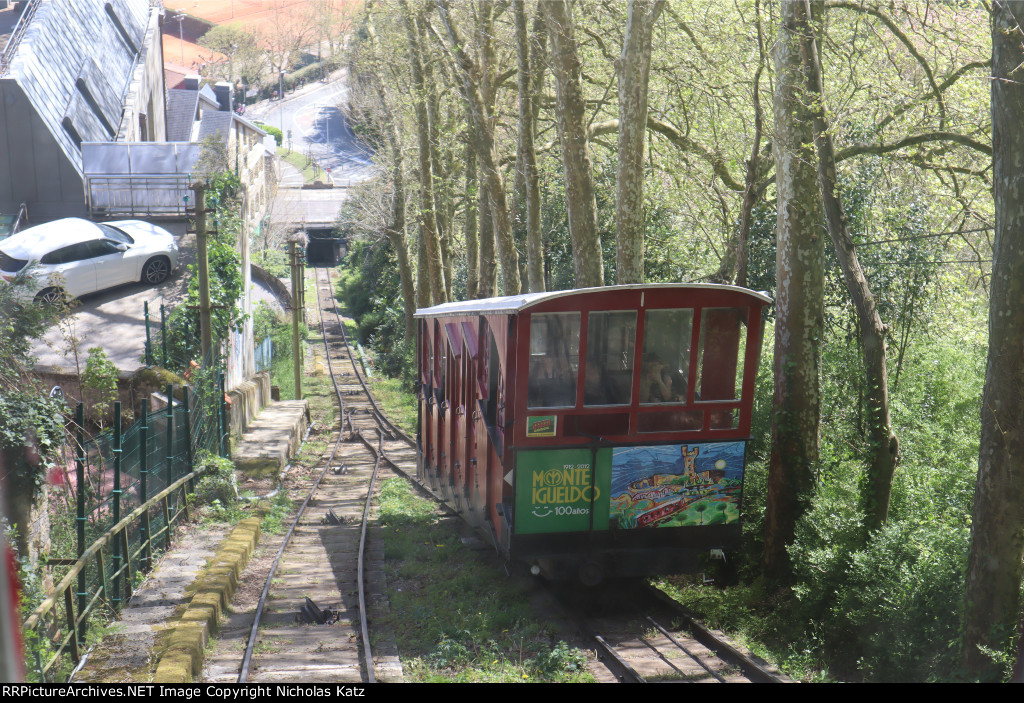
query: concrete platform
[{"left": 232, "top": 399, "right": 310, "bottom": 477}]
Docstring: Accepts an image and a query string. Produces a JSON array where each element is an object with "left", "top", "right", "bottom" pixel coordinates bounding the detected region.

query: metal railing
[
  {"left": 84, "top": 173, "right": 192, "bottom": 218},
  {"left": 21, "top": 375, "right": 229, "bottom": 681},
  {"left": 22, "top": 464, "right": 206, "bottom": 679},
  {"left": 0, "top": 0, "right": 40, "bottom": 76}
]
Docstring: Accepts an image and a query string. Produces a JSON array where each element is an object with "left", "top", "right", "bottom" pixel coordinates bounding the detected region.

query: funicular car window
[
  {"left": 639, "top": 309, "right": 693, "bottom": 405},
  {"left": 527, "top": 312, "right": 580, "bottom": 409},
  {"left": 435, "top": 321, "right": 446, "bottom": 401},
  {"left": 583, "top": 311, "right": 637, "bottom": 406},
  {"left": 696, "top": 307, "right": 748, "bottom": 429},
  {"left": 421, "top": 321, "right": 432, "bottom": 387}
]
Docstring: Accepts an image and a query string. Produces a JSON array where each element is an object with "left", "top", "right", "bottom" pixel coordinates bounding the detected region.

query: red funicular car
[{"left": 416, "top": 284, "right": 771, "bottom": 584}]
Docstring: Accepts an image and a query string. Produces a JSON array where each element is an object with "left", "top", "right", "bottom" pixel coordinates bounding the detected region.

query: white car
[{"left": 0, "top": 218, "right": 179, "bottom": 303}]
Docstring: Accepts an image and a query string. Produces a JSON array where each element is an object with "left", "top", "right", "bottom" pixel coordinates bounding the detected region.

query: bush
[
  {"left": 254, "top": 122, "right": 283, "bottom": 146},
  {"left": 335, "top": 237, "right": 416, "bottom": 389},
  {"left": 781, "top": 334, "right": 985, "bottom": 681},
  {"left": 192, "top": 452, "right": 238, "bottom": 506}
]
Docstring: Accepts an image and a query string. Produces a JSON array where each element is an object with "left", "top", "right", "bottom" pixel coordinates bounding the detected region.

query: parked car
[{"left": 0, "top": 218, "right": 179, "bottom": 302}]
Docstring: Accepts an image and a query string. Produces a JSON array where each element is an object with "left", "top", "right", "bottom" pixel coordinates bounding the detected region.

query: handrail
[
  {"left": 22, "top": 465, "right": 207, "bottom": 632},
  {"left": 0, "top": 0, "right": 41, "bottom": 76}
]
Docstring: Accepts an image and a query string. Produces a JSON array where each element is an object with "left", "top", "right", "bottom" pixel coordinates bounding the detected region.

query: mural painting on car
[{"left": 609, "top": 442, "right": 746, "bottom": 529}]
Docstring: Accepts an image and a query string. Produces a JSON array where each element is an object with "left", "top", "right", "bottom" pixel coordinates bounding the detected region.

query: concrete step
[{"left": 232, "top": 399, "right": 310, "bottom": 478}]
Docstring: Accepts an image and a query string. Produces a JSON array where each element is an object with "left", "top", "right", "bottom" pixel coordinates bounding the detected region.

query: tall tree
[
  {"left": 401, "top": 0, "right": 448, "bottom": 305},
  {"left": 513, "top": 0, "right": 546, "bottom": 293},
  {"left": 963, "top": 0, "right": 1024, "bottom": 679},
  {"left": 614, "top": 0, "right": 665, "bottom": 284},
  {"left": 799, "top": 0, "right": 899, "bottom": 533},
  {"left": 436, "top": 0, "right": 522, "bottom": 296},
  {"left": 544, "top": 0, "right": 603, "bottom": 288},
  {"left": 359, "top": 2, "right": 417, "bottom": 335},
  {"left": 763, "top": 0, "right": 825, "bottom": 580}
]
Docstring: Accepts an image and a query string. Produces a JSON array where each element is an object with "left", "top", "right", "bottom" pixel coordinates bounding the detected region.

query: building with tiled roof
[{"left": 0, "top": 0, "right": 166, "bottom": 220}]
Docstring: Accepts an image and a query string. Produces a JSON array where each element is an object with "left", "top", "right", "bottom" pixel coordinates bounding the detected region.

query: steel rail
[
  {"left": 316, "top": 266, "right": 378, "bottom": 682},
  {"left": 645, "top": 585, "right": 786, "bottom": 683},
  {"left": 239, "top": 267, "right": 371, "bottom": 682},
  {"left": 645, "top": 616, "right": 727, "bottom": 683},
  {"left": 321, "top": 267, "right": 415, "bottom": 448}
]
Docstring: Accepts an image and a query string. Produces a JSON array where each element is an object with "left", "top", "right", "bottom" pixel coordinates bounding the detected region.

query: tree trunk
[
  {"left": 401, "top": 0, "right": 447, "bottom": 305},
  {"left": 514, "top": 0, "right": 545, "bottom": 293},
  {"left": 420, "top": 13, "right": 453, "bottom": 301},
  {"left": 615, "top": 0, "right": 664, "bottom": 285},
  {"left": 963, "top": 0, "right": 1024, "bottom": 679},
  {"left": 712, "top": 0, "right": 767, "bottom": 288},
  {"left": 363, "top": 3, "right": 416, "bottom": 335},
  {"left": 377, "top": 104, "right": 415, "bottom": 334},
  {"left": 436, "top": 0, "right": 522, "bottom": 296},
  {"left": 544, "top": 0, "right": 603, "bottom": 288},
  {"left": 798, "top": 0, "right": 899, "bottom": 533},
  {"left": 477, "top": 179, "right": 496, "bottom": 299},
  {"left": 384, "top": 153, "right": 415, "bottom": 338},
  {"left": 464, "top": 131, "right": 480, "bottom": 301},
  {"left": 763, "top": 0, "right": 825, "bottom": 581}
]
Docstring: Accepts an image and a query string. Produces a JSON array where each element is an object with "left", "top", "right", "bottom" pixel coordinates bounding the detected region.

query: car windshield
[
  {"left": 0, "top": 250, "right": 27, "bottom": 273},
  {"left": 98, "top": 224, "right": 134, "bottom": 244}
]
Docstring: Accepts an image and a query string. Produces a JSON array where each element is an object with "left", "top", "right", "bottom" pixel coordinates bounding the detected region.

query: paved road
[{"left": 248, "top": 69, "right": 377, "bottom": 189}]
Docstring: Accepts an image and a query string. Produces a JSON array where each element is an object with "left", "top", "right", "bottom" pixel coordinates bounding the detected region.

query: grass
[
  {"left": 367, "top": 376, "right": 417, "bottom": 435},
  {"left": 260, "top": 492, "right": 294, "bottom": 535},
  {"left": 653, "top": 576, "right": 805, "bottom": 679},
  {"left": 375, "top": 477, "right": 594, "bottom": 682},
  {"left": 277, "top": 146, "right": 325, "bottom": 184}
]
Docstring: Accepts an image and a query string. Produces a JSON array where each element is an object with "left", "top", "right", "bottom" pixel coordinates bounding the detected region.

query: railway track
[
  {"left": 566, "top": 582, "right": 787, "bottom": 683},
  {"left": 205, "top": 266, "right": 784, "bottom": 685},
  {"left": 204, "top": 267, "right": 417, "bottom": 684}
]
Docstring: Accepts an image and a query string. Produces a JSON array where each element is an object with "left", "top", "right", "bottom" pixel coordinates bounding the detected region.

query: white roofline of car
[{"left": 0, "top": 218, "right": 108, "bottom": 258}]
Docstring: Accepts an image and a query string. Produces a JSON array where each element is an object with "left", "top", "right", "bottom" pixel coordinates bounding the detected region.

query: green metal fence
[{"left": 21, "top": 367, "right": 229, "bottom": 681}]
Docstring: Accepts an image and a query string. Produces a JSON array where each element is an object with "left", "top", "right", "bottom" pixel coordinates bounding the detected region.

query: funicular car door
[
  {"left": 443, "top": 323, "right": 464, "bottom": 505},
  {"left": 479, "top": 315, "right": 513, "bottom": 550},
  {"left": 430, "top": 320, "right": 445, "bottom": 488},
  {"left": 418, "top": 319, "right": 433, "bottom": 482},
  {"left": 460, "top": 321, "right": 478, "bottom": 514},
  {"left": 474, "top": 318, "right": 498, "bottom": 530}
]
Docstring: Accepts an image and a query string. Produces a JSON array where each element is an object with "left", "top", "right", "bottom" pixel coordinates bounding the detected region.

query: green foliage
[
  {"left": 17, "top": 541, "right": 67, "bottom": 683},
  {"left": 192, "top": 451, "right": 238, "bottom": 507},
  {"left": 0, "top": 393, "right": 65, "bottom": 500},
  {"left": 665, "top": 330, "right": 986, "bottom": 681},
  {"left": 254, "top": 247, "right": 289, "bottom": 278},
  {"left": 161, "top": 171, "right": 245, "bottom": 371},
  {"left": 253, "top": 300, "right": 304, "bottom": 399},
  {"left": 254, "top": 122, "right": 283, "bottom": 146},
  {"left": 81, "top": 347, "right": 119, "bottom": 427},
  {"left": 528, "top": 641, "right": 589, "bottom": 678},
  {"left": 197, "top": 23, "right": 265, "bottom": 86},
  {"left": 335, "top": 237, "right": 415, "bottom": 388},
  {"left": 259, "top": 491, "right": 293, "bottom": 535},
  {"left": 0, "top": 267, "right": 56, "bottom": 389}
]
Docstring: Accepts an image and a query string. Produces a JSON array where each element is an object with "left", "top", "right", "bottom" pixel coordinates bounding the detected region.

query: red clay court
[
  {"left": 162, "top": 0, "right": 355, "bottom": 76},
  {"left": 163, "top": 0, "right": 343, "bottom": 30}
]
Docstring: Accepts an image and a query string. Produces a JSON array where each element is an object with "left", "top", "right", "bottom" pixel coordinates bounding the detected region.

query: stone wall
[{"left": 225, "top": 371, "right": 271, "bottom": 438}]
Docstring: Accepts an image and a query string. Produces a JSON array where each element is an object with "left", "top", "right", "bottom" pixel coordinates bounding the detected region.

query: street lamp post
[{"left": 173, "top": 13, "right": 185, "bottom": 66}]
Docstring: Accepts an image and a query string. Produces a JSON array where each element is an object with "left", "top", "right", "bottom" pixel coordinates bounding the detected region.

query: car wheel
[
  {"left": 142, "top": 257, "right": 170, "bottom": 285},
  {"left": 35, "top": 287, "right": 65, "bottom": 305}
]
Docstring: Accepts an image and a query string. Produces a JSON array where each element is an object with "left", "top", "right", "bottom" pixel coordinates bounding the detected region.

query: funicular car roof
[{"left": 413, "top": 283, "right": 772, "bottom": 319}]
